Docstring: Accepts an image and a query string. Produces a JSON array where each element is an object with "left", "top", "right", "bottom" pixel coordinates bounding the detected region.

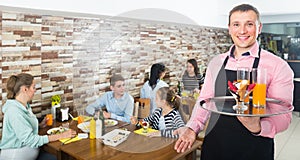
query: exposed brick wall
[{"left": 0, "top": 9, "right": 232, "bottom": 134}]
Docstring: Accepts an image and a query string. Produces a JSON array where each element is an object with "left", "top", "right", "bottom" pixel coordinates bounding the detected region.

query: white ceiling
[{"left": 0, "top": 0, "right": 299, "bottom": 28}]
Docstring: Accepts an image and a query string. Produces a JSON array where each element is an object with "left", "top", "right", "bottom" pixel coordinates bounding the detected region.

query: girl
[
  {"left": 140, "top": 63, "right": 169, "bottom": 114},
  {"left": 0, "top": 73, "right": 76, "bottom": 160},
  {"left": 182, "top": 58, "right": 204, "bottom": 93},
  {"left": 132, "top": 87, "right": 185, "bottom": 138}
]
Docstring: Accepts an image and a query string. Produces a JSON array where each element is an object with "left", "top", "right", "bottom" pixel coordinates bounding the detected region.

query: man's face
[
  {"left": 110, "top": 80, "right": 125, "bottom": 97},
  {"left": 228, "top": 10, "right": 262, "bottom": 52}
]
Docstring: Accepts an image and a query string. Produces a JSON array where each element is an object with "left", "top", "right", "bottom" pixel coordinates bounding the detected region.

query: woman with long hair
[
  {"left": 182, "top": 58, "right": 204, "bottom": 93},
  {"left": 140, "top": 63, "right": 169, "bottom": 114}
]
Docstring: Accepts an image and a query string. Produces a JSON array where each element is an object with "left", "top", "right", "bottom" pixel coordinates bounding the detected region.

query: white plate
[
  {"left": 47, "top": 127, "right": 68, "bottom": 135},
  {"left": 101, "top": 129, "right": 130, "bottom": 147},
  {"left": 77, "top": 119, "right": 119, "bottom": 133},
  {"left": 77, "top": 121, "right": 90, "bottom": 133},
  {"left": 105, "top": 119, "right": 118, "bottom": 127}
]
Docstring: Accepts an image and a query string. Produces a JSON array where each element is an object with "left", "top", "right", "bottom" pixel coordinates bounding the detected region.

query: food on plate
[
  {"left": 104, "top": 120, "right": 117, "bottom": 127},
  {"left": 48, "top": 127, "right": 67, "bottom": 135}
]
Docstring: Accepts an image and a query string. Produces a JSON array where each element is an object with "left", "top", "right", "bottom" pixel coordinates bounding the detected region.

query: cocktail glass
[{"left": 228, "top": 80, "right": 256, "bottom": 114}]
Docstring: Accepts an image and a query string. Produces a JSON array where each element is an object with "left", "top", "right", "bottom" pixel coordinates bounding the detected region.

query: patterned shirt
[{"left": 144, "top": 108, "right": 185, "bottom": 138}]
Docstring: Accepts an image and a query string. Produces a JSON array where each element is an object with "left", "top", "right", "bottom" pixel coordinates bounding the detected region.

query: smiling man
[
  {"left": 174, "top": 4, "right": 294, "bottom": 160},
  {"left": 85, "top": 74, "right": 134, "bottom": 123}
]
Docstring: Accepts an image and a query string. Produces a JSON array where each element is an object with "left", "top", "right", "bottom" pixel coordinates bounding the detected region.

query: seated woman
[
  {"left": 140, "top": 63, "right": 168, "bottom": 114},
  {"left": 182, "top": 59, "right": 204, "bottom": 94},
  {"left": 0, "top": 73, "right": 76, "bottom": 160},
  {"left": 131, "top": 87, "right": 185, "bottom": 138}
]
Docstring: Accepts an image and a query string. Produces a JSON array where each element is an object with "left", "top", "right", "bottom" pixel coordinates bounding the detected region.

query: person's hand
[
  {"left": 193, "top": 88, "right": 201, "bottom": 94},
  {"left": 39, "top": 116, "right": 48, "bottom": 128},
  {"left": 237, "top": 116, "right": 261, "bottom": 134},
  {"left": 130, "top": 116, "right": 138, "bottom": 125},
  {"left": 146, "top": 131, "right": 161, "bottom": 137},
  {"left": 174, "top": 127, "right": 196, "bottom": 153},
  {"left": 103, "top": 111, "right": 111, "bottom": 119},
  {"left": 60, "top": 129, "right": 77, "bottom": 139}
]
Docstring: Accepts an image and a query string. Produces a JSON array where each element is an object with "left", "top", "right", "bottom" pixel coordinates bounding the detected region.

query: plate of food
[
  {"left": 47, "top": 127, "right": 68, "bottom": 135},
  {"left": 105, "top": 119, "right": 118, "bottom": 127},
  {"left": 77, "top": 119, "right": 118, "bottom": 133}
]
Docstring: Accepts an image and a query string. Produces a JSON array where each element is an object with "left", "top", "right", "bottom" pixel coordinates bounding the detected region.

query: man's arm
[
  {"left": 85, "top": 95, "right": 106, "bottom": 115},
  {"left": 110, "top": 94, "right": 134, "bottom": 123},
  {"left": 259, "top": 61, "right": 294, "bottom": 138}
]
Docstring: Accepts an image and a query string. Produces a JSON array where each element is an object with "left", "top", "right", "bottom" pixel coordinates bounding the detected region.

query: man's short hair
[{"left": 110, "top": 74, "right": 125, "bottom": 86}]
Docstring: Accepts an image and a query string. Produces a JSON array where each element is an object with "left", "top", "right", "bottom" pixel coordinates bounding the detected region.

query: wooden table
[{"left": 39, "top": 119, "right": 202, "bottom": 160}]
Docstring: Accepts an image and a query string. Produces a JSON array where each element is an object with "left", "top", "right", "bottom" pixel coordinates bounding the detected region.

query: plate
[
  {"left": 105, "top": 119, "right": 118, "bottom": 127},
  {"left": 77, "top": 122, "right": 90, "bottom": 133},
  {"left": 47, "top": 127, "right": 68, "bottom": 135},
  {"left": 101, "top": 129, "right": 130, "bottom": 147},
  {"left": 77, "top": 119, "right": 119, "bottom": 133}
]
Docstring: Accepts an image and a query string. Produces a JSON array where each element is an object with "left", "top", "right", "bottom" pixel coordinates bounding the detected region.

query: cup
[
  {"left": 77, "top": 109, "right": 85, "bottom": 124},
  {"left": 46, "top": 114, "right": 53, "bottom": 126},
  {"left": 252, "top": 68, "right": 267, "bottom": 108}
]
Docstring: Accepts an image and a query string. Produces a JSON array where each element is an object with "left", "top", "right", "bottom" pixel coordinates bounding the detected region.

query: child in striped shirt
[{"left": 131, "top": 87, "right": 185, "bottom": 138}]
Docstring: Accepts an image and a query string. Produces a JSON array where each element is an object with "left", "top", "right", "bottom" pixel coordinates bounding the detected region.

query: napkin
[
  {"left": 60, "top": 136, "right": 82, "bottom": 145},
  {"left": 73, "top": 116, "right": 92, "bottom": 122},
  {"left": 134, "top": 128, "right": 159, "bottom": 136}
]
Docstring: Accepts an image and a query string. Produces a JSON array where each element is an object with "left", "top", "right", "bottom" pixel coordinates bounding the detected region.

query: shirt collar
[
  {"left": 108, "top": 91, "right": 126, "bottom": 100},
  {"left": 229, "top": 42, "right": 260, "bottom": 58}
]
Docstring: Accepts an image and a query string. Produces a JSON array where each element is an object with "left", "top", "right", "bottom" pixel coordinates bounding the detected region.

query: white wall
[{"left": 0, "top": 0, "right": 300, "bottom": 28}]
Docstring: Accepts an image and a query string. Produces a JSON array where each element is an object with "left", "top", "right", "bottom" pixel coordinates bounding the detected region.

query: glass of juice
[
  {"left": 252, "top": 68, "right": 267, "bottom": 109},
  {"left": 77, "top": 109, "right": 85, "bottom": 124},
  {"left": 46, "top": 114, "right": 53, "bottom": 126}
]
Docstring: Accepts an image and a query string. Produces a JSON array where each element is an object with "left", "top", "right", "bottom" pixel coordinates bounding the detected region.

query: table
[
  {"left": 200, "top": 96, "right": 294, "bottom": 117},
  {"left": 39, "top": 119, "right": 202, "bottom": 160}
]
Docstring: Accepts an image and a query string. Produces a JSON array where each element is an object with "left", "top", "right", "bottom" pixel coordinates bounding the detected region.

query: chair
[
  {"left": 179, "top": 96, "right": 196, "bottom": 123},
  {"left": 178, "top": 96, "right": 208, "bottom": 151},
  {"left": 134, "top": 98, "right": 151, "bottom": 119}
]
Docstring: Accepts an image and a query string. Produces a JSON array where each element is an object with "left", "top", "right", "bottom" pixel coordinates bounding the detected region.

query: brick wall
[{"left": 0, "top": 9, "right": 232, "bottom": 133}]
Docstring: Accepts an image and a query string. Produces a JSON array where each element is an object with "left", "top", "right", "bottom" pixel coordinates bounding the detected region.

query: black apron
[{"left": 201, "top": 48, "right": 274, "bottom": 160}]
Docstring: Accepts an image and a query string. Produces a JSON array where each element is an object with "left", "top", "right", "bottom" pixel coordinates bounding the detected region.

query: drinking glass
[
  {"left": 228, "top": 67, "right": 250, "bottom": 113},
  {"left": 46, "top": 114, "right": 53, "bottom": 126},
  {"left": 77, "top": 109, "right": 85, "bottom": 124},
  {"left": 252, "top": 68, "right": 267, "bottom": 114}
]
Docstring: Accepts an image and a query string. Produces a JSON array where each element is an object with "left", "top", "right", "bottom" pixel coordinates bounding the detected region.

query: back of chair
[
  {"left": 178, "top": 96, "right": 196, "bottom": 123},
  {"left": 134, "top": 98, "right": 151, "bottom": 119}
]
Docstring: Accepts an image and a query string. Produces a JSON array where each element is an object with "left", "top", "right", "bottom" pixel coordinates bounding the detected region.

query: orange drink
[
  {"left": 252, "top": 68, "right": 267, "bottom": 108},
  {"left": 46, "top": 114, "right": 53, "bottom": 126},
  {"left": 77, "top": 109, "right": 85, "bottom": 124},
  {"left": 253, "top": 83, "right": 266, "bottom": 107},
  {"left": 78, "top": 115, "right": 84, "bottom": 124},
  {"left": 252, "top": 106, "right": 266, "bottom": 114}
]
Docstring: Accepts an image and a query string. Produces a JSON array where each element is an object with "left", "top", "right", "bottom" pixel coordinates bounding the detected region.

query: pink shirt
[{"left": 187, "top": 42, "right": 294, "bottom": 138}]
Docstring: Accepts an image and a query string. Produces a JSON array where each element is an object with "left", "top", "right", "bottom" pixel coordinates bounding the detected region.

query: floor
[
  {"left": 275, "top": 111, "right": 300, "bottom": 160},
  {"left": 195, "top": 111, "right": 300, "bottom": 160}
]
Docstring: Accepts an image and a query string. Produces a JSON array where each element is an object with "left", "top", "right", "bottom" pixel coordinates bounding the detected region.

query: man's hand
[
  {"left": 103, "top": 111, "right": 111, "bottom": 119},
  {"left": 174, "top": 127, "right": 196, "bottom": 153},
  {"left": 237, "top": 116, "right": 261, "bottom": 134}
]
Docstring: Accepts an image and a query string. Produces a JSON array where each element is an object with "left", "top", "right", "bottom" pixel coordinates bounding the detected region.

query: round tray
[{"left": 200, "top": 96, "right": 294, "bottom": 117}]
